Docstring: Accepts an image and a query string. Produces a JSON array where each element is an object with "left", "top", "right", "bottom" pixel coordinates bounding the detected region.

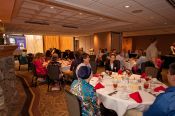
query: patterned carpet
[{"left": 16, "top": 70, "right": 69, "bottom": 116}]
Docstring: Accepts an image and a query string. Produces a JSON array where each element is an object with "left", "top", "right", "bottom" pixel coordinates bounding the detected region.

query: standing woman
[{"left": 105, "top": 53, "right": 120, "bottom": 72}]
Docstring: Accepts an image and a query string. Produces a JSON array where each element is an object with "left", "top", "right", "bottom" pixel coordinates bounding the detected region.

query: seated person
[
  {"left": 70, "top": 52, "right": 82, "bottom": 80},
  {"left": 45, "top": 49, "right": 52, "bottom": 61},
  {"left": 105, "top": 54, "right": 120, "bottom": 72},
  {"left": 47, "top": 54, "right": 63, "bottom": 89},
  {"left": 33, "top": 53, "right": 47, "bottom": 75},
  {"left": 133, "top": 54, "right": 148, "bottom": 73},
  {"left": 116, "top": 52, "right": 125, "bottom": 68},
  {"left": 144, "top": 62, "right": 175, "bottom": 116},
  {"left": 48, "top": 53, "right": 61, "bottom": 70},
  {"left": 70, "top": 65, "right": 101, "bottom": 116},
  {"left": 170, "top": 43, "right": 175, "bottom": 55}
]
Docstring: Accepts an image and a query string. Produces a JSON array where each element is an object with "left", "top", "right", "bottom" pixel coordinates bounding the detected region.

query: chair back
[
  {"left": 47, "top": 63, "right": 61, "bottom": 80},
  {"left": 145, "top": 67, "right": 158, "bottom": 78},
  {"left": 65, "top": 90, "right": 81, "bottom": 116}
]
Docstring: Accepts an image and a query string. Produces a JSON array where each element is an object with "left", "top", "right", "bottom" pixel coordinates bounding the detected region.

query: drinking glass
[
  {"left": 113, "top": 80, "right": 118, "bottom": 90},
  {"left": 144, "top": 82, "right": 149, "bottom": 89},
  {"left": 109, "top": 71, "right": 112, "bottom": 76}
]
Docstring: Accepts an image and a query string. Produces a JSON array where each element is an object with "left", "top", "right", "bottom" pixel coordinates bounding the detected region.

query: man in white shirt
[{"left": 146, "top": 40, "right": 158, "bottom": 65}]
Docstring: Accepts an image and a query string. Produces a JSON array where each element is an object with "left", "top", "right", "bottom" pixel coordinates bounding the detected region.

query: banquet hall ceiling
[{"left": 1, "top": 0, "right": 175, "bottom": 36}]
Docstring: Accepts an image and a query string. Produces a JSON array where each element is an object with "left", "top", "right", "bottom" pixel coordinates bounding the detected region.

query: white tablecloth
[
  {"left": 90, "top": 74, "right": 165, "bottom": 116},
  {"left": 61, "top": 65, "right": 70, "bottom": 72},
  {"left": 59, "top": 60, "right": 71, "bottom": 72}
]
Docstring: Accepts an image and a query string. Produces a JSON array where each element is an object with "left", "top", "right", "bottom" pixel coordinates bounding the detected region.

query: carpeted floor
[{"left": 16, "top": 69, "right": 69, "bottom": 116}]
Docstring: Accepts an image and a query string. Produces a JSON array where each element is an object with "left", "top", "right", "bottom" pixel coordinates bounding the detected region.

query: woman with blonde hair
[{"left": 33, "top": 53, "right": 47, "bottom": 75}]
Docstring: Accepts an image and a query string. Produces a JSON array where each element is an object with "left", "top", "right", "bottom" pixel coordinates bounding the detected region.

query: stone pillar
[{"left": 0, "top": 45, "right": 18, "bottom": 115}]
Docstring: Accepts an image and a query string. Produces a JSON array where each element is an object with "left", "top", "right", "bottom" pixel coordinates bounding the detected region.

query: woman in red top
[{"left": 33, "top": 53, "right": 47, "bottom": 75}]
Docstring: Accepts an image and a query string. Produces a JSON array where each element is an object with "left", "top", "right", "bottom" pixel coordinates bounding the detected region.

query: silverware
[{"left": 108, "top": 91, "right": 118, "bottom": 96}]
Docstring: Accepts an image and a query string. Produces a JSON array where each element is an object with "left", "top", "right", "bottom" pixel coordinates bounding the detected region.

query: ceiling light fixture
[
  {"left": 99, "top": 17, "right": 103, "bottom": 20},
  {"left": 124, "top": 5, "right": 130, "bottom": 8},
  {"left": 79, "top": 13, "right": 82, "bottom": 15},
  {"left": 50, "top": 6, "right": 54, "bottom": 9},
  {"left": 0, "top": 19, "right": 2, "bottom": 22}
]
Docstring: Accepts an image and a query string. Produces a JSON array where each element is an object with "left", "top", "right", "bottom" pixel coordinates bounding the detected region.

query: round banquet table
[{"left": 90, "top": 73, "right": 166, "bottom": 116}]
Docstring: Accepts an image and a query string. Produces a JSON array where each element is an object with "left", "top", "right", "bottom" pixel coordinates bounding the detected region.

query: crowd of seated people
[
  {"left": 69, "top": 46, "right": 168, "bottom": 116},
  {"left": 17, "top": 45, "right": 174, "bottom": 116}
]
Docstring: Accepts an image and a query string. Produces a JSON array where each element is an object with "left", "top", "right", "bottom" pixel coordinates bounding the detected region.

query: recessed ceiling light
[
  {"left": 50, "top": 6, "right": 54, "bottom": 9},
  {"left": 79, "top": 13, "right": 82, "bottom": 15},
  {"left": 99, "top": 17, "right": 103, "bottom": 20},
  {"left": 124, "top": 5, "right": 130, "bottom": 8},
  {"left": 0, "top": 19, "right": 2, "bottom": 22}
]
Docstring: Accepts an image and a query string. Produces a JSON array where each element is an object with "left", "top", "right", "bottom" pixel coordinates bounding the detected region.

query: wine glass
[
  {"left": 109, "top": 71, "right": 112, "bottom": 76},
  {"left": 113, "top": 80, "right": 118, "bottom": 90},
  {"left": 144, "top": 82, "right": 149, "bottom": 90}
]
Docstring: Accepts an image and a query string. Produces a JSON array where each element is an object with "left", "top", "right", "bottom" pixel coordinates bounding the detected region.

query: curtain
[
  {"left": 43, "top": 35, "right": 60, "bottom": 51},
  {"left": 59, "top": 36, "right": 74, "bottom": 51},
  {"left": 25, "top": 35, "right": 43, "bottom": 54}
]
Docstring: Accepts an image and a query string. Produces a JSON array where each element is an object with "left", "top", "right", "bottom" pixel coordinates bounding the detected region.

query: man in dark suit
[{"left": 105, "top": 54, "right": 120, "bottom": 72}]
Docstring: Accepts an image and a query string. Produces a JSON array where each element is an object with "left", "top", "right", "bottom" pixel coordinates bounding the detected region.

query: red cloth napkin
[
  {"left": 154, "top": 86, "right": 166, "bottom": 92},
  {"left": 94, "top": 82, "right": 105, "bottom": 90},
  {"left": 118, "top": 70, "right": 123, "bottom": 75},
  {"left": 141, "top": 72, "right": 147, "bottom": 78},
  {"left": 129, "top": 92, "right": 142, "bottom": 103},
  {"left": 93, "top": 74, "right": 100, "bottom": 77}
]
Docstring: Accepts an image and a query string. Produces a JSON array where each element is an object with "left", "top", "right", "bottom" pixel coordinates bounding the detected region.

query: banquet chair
[
  {"left": 31, "top": 63, "right": 47, "bottom": 87},
  {"left": 47, "top": 63, "right": 64, "bottom": 91},
  {"left": 65, "top": 90, "right": 81, "bottom": 116},
  {"left": 145, "top": 67, "right": 158, "bottom": 78}
]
